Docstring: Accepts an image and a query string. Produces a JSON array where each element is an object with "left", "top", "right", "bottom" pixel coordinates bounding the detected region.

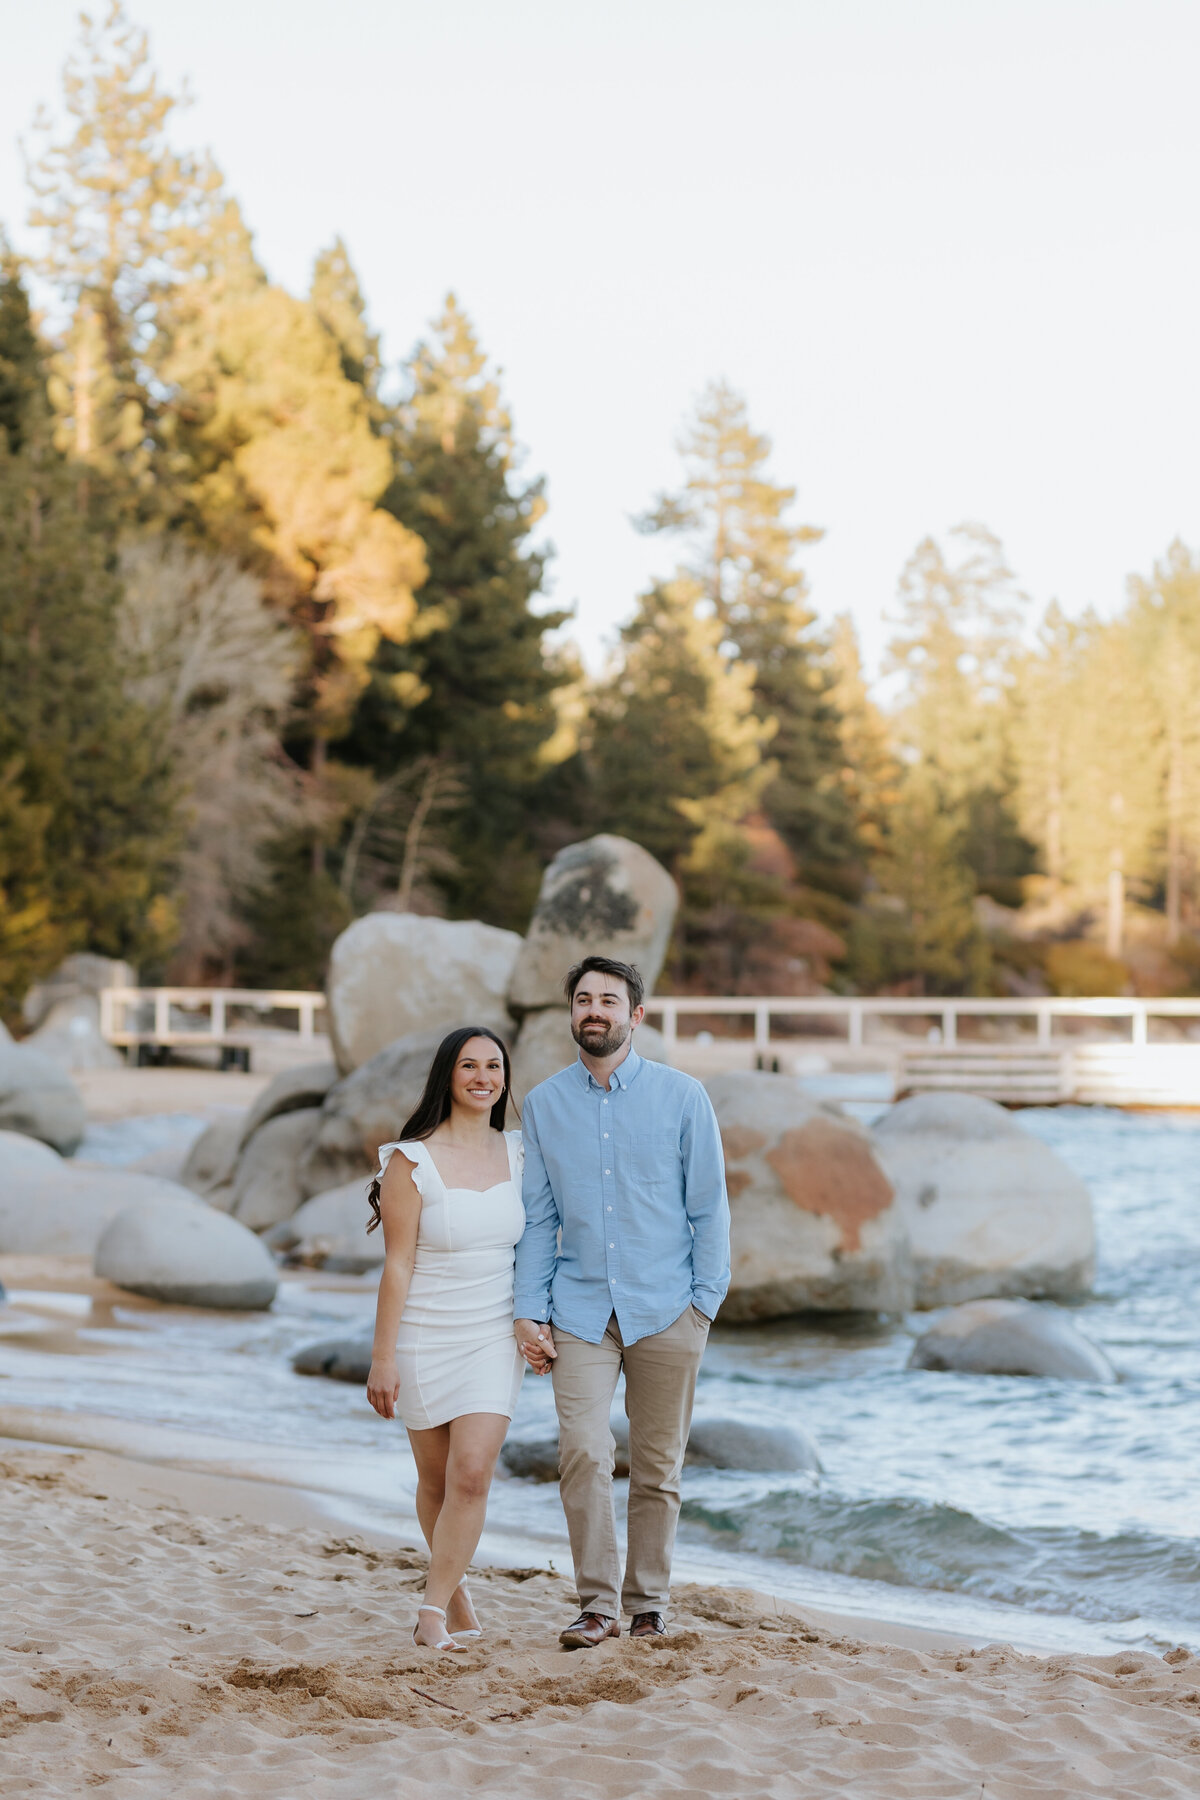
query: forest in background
[{"left": 3, "top": 4, "right": 1200, "bottom": 1027}]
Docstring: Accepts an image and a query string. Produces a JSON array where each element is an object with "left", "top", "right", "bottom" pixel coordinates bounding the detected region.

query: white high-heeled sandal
[
  {"left": 450, "top": 1580, "right": 481, "bottom": 1640},
  {"left": 412, "top": 1603, "right": 466, "bottom": 1652}
]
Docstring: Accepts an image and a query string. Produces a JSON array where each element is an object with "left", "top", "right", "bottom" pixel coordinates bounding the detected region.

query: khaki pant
[{"left": 552, "top": 1306, "right": 709, "bottom": 1620}]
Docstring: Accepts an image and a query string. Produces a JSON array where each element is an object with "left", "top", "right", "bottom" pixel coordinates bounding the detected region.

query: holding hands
[{"left": 514, "top": 1318, "right": 557, "bottom": 1375}]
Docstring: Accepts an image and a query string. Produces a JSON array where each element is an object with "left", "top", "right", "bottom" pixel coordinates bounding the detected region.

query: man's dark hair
[{"left": 563, "top": 956, "right": 645, "bottom": 1012}]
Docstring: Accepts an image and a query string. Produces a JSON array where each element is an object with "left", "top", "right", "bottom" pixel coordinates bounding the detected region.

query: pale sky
[{"left": 2, "top": 0, "right": 1198, "bottom": 677}]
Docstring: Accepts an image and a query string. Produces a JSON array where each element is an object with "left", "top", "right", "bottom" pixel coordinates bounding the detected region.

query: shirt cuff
[
  {"left": 513, "top": 1291, "right": 550, "bottom": 1322},
  {"left": 691, "top": 1287, "right": 725, "bottom": 1323}
]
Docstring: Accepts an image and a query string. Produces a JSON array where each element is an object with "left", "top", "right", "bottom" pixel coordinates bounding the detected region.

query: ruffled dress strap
[
  {"left": 504, "top": 1128, "right": 524, "bottom": 1183},
  {"left": 375, "top": 1139, "right": 433, "bottom": 1193}
]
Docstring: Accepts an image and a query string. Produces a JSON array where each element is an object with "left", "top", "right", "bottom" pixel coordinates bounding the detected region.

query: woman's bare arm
[{"left": 366, "top": 1154, "right": 422, "bottom": 1419}]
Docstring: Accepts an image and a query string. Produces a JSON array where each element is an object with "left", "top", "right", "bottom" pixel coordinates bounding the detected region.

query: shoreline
[{"left": 2, "top": 1436, "right": 1197, "bottom": 1798}]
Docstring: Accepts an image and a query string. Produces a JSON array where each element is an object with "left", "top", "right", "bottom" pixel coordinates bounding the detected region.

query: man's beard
[{"left": 572, "top": 1017, "right": 631, "bottom": 1058}]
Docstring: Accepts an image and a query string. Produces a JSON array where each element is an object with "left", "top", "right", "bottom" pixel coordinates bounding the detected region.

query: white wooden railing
[
  {"left": 643, "top": 994, "right": 1200, "bottom": 1048},
  {"left": 642, "top": 995, "right": 1200, "bottom": 1106},
  {"left": 100, "top": 987, "right": 326, "bottom": 1050}
]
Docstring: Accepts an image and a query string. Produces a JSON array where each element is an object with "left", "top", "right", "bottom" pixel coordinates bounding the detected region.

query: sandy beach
[
  {"left": 2, "top": 1429, "right": 1198, "bottom": 1798},
  {"left": 4, "top": 1078, "right": 1200, "bottom": 1797}
]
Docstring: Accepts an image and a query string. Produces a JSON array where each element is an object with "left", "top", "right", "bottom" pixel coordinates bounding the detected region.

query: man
[{"left": 513, "top": 955, "right": 730, "bottom": 1648}]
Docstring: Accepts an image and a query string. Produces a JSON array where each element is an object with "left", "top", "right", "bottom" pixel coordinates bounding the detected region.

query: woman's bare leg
[
  {"left": 406, "top": 1424, "right": 473, "bottom": 1635},
  {"left": 407, "top": 1424, "right": 450, "bottom": 1551},
  {"left": 417, "top": 1413, "right": 509, "bottom": 1637}
]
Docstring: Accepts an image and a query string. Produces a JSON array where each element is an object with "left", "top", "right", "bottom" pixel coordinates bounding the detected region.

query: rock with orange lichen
[{"left": 706, "top": 1072, "right": 913, "bottom": 1320}]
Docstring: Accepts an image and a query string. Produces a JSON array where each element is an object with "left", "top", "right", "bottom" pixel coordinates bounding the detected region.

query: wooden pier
[
  {"left": 642, "top": 995, "right": 1200, "bottom": 1107},
  {"left": 99, "top": 987, "right": 327, "bottom": 1072}
]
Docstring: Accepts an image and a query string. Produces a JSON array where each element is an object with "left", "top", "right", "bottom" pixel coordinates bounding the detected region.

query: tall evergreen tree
[
  {"left": 348, "top": 295, "right": 567, "bottom": 925},
  {"left": 585, "top": 575, "right": 770, "bottom": 872},
  {"left": 0, "top": 262, "right": 177, "bottom": 1009},
  {"left": 1127, "top": 542, "right": 1200, "bottom": 943},
  {"left": 0, "top": 235, "right": 43, "bottom": 454},
  {"left": 640, "top": 380, "right": 856, "bottom": 890},
  {"left": 886, "top": 525, "right": 1033, "bottom": 903},
  {"left": 1056, "top": 614, "right": 1163, "bottom": 957},
  {"left": 23, "top": 2, "right": 232, "bottom": 506},
  {"left": 309, "top": 238, "right": 384, "bottom": 416}
]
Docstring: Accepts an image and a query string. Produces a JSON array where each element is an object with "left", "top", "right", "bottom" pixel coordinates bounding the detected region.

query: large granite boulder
[
  {"left": 265, "top": 1180, "right": 383, "bottom": 1273},
  {"left": 25, "top": 995, "right": 123, "bottom": 1071},
  {"left": 326, "top": 912, "right": 521, "bottom": 1074},
  {"left": 0, "top": 1139, "right": 204, "bottom": 1256},
  {"left": 95, "top": 1193, "right": 278, "bottom": 1309},
  {"left": 509, "top": 1008, "right": 669, "bottom": 1106},
  {"left": 179, "top": 1114, "right": 243, "bottom": 1207},
  {"left": 707, "top": 1072, "right": 912, "bottom": 1320},
  {"left": 0, "top": 1039, "right": 87, "bottom": 1154},
  {"left": 22, "top": 953, "right": 135, "bottom": 1032},
  {"left": 230, "top": 1106, "right": 323, "bottom": 1231},
  {"left": 908, "top": 1299, "right": 1115, "bottom": 1381},
  {"left": 507, "top": 835, "right": 678, "bottom": 1016},
  {"left": 297, "top": 1027, "right": 464, "bottom": 1196},
  {"left": 236, "top": 1061, "right": 338, "bottom": 1150},
  {"left": 873, "top": 1093, "right": 1095, "bottom": 1308}
]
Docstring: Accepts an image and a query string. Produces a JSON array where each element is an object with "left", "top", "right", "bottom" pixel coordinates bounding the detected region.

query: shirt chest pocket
[{"left": 629, "top": 1131, "right": 681, "bottom": 1191}]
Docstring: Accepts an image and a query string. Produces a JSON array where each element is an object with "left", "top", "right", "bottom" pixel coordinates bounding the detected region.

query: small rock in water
[
  {"left": 291, "top": 1336, "right": 374, "bottom": 1382},
  {"left": 501, "top": 1414, "right": 821, "bottom": 1481},
  {"left": 685, "top": 1418, "right": 821, "bottom": 1474},
  {"left": 907, "top": 1298, "right": 1115, "bottom": 1381}
]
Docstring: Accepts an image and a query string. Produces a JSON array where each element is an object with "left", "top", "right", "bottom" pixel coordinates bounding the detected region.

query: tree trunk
[
  {"left": 397, "top": 756, "right": 440, "bottom": 912},
  {"left": 1166, "top": 729, "right": 1184, "bottom": 946},
  {"left": 1106, "top": 855, "right": 1125, "bottom": 960},
  {"left": 310, "top": 736, "right": 327, "bottom": 876}
]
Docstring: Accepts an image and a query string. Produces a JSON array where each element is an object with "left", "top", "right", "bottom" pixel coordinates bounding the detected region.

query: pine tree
[
  {"left": 848, "top": 774, "right": 991, "bottom": 995},
  {"left": 1054, "top": 615, "right": 1163, "bottom": 957},
  {"left": 886, "top": 525, "right": 1033, "bottom": 903},
  {"left": 827, "top": 613, "right": 900, "bottom": 864},
  {"left": 1127, "top": 542, "right": 1200, "bottom": 943},
  {"left": 309, "top": 238, "right": 383, "bottom": 415},
  {"left": 585, "top": 576, "right": 771, "bottom": 871},
  {"left": 0, "top": 264, "right": 177, "bottom": 994},
  {"left": 0, "top": 235, "right": 43, "bottom": 454},
  {"left": 347, "top": 295, "right": 567, "bottom": 925},
  {"left": 23, "top": 3, "right": 231, "bottom": 505},
  {"left": 1013, "top": 602, "right": 1084, "bottom": 892},
  {"left": 639, "top": 380, "right": 856, "bottom": 888}
]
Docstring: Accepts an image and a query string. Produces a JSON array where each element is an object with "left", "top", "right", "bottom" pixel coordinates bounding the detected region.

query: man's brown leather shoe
[
  {"left": 629, "top": 1611, "right": 666, "bottom": 1638},
  {"left": 559, "top": 1612, "right": 620, "bottom": 1649}
]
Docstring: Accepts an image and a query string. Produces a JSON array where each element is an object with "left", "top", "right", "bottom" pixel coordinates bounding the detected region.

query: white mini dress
[{"left": 376, "top": 1129, "right": 526, "bottom": 1431}]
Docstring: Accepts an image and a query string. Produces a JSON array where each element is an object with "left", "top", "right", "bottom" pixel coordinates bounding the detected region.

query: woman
[{"left": 365, "top": 1025, "right": 525, "bottom": 1652}]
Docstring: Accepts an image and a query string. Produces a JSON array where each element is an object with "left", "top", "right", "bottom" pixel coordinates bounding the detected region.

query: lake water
[{"left": 4, "top": 1104, "right": 1198, "bottom": 1654}]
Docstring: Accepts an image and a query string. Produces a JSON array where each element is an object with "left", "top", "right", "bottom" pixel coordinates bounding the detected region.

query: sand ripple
[{"left": 1, "top": 1449, "right": 1197, "bottom": 1798}]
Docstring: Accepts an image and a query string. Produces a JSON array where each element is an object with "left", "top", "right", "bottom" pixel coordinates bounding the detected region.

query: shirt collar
[{"left": 575, "top": 1044, "right": 643, "bottom": 1092}]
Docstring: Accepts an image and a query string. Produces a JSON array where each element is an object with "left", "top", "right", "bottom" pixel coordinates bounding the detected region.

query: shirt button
[
  {"left": 604, "top": 1169, "right": 611, "bottom": 1175},
  {"left": 610, "top": 1277, "right": 616, "bottom": 1284},
  {"left": 609, "top": 1242, "right": 615, "bottom": 1248},
  {"left": 606, "top": 1206, "right": 612, "bottom": 1213},
  {"left": 603, "top": 1132, "right": 608, "bottom": 1138},
  {"left": 602, "top": 1099, "right": 608, "bottom": 1105}
]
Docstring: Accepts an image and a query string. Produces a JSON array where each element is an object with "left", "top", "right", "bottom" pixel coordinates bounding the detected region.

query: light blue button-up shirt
[{"left": 513, "top": 1046, "right": 731, "bottom": 1346}]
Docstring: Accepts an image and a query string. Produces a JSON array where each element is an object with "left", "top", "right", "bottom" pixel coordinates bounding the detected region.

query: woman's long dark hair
[{"left": 366, "top": 1024, "right": 513, "bottom": 1232}]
